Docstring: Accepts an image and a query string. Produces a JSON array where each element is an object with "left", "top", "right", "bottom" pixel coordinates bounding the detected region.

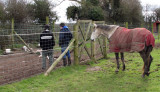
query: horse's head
[
  {"left": 91, "top": 24, "right": 102, "bottom": 41},
  {"left": 91, "top": 24, "right": 119, "bottom": 41}
]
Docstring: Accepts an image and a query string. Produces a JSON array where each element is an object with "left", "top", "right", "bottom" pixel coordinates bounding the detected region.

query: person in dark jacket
[
  {"left": 59, "top": 23, "right": 73, "bottom": 66},
  {"left": 40, "top": 24, "right": 55, "bottom": 69}
]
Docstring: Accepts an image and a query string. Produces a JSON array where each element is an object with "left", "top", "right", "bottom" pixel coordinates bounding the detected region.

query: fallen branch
[{"left": 44, "top": 39, "right": 75, "bottom": 76}]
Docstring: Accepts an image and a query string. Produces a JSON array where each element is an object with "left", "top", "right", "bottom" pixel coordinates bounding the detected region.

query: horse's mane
[{"left": 96, "top": 25, "right": 118, "bottom": 31}]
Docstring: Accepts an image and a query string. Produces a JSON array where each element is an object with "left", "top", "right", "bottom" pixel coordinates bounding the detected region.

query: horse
[{"left": 91, "top": 24, "right": 155, "bottom": 77}]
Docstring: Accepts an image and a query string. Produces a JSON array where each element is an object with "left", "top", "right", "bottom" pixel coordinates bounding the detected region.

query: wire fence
[
  {"left": 0, "top": 22, "right": 159, "bottom": 85},
  {"left": 0, "top": 23, "right": 77, "bottom": 85}
]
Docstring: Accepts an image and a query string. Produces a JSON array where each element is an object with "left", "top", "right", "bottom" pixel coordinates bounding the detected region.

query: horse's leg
[
  {"left": 145, "top": 46, "right": 153, "bottom": 76},
  {"left": 139, "top": 51, "right": 146, "bottom": 77},
  {"left": 115, "top": 53, "right": 120, "bottom": 73},
  {"left": 140, "top": 46, "right": 153, "bottom": 77},
  {"left": 120, "top": 52, "right": 125, "bottom": 71},
  {"left": 148, "top": 55, "right": 153, "bottom": 72},
  {"left": 144, "top": 55, "right": 153, "bottom": 76}
]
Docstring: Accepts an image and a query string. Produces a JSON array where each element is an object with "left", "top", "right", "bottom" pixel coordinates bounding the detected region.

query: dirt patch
[
  {"left": 0, "top": 47, "right": 103, "bottom": 85},
  {"left": 0, "top": 40, "right": 105, "bottom": 85},
  {"left": 0, "top": 50, "right": 64, "bottom": 85},
  {"left": 86, "top": 66, "right": 102, "bottom": 72}
]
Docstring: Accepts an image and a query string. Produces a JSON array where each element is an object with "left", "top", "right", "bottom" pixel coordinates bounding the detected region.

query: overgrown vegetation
[
  {"left": 67, "top": 0, "right": 145, "bottom": 24},
  {"left": 0, "top": 46, "right": 160, "bottom": 92},
  {"left": 0, "top": 0, "right": 56, "bottom": 24},
  {"left": 67, "top": 0, "right": 104, "bottom": 21}
]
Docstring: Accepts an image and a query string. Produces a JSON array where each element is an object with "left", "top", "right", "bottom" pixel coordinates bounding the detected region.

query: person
[
  {"left": 40, "top": 24, "right": 55, "bottom": 69},
  {"left": 59, "top": 23, "right": 73, "bottom": 66}
]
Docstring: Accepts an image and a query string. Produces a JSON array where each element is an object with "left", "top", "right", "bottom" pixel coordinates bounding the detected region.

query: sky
[
  {"left": 1, "top": 0, "right": 160, "bottom": 23},
  {"left": 53, "top": 0, "right": 160, "bottom": 23},
  {"left": 140, "top": 0, "right": 160, "bottom": 7},
  {"left": 53, "top": 0, "right": 79, "bottom": 24}
]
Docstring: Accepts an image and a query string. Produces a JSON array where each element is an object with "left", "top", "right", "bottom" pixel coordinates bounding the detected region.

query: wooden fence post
[
  {"left": 73, "top": 22, "right": 79, "bottom": 65},
  {"left": 151, "top": 23, "right": 154, "bottom": 34},
  {"left": 53, "top": 20, "right": 55, "bottom": 32},
  {"left": 91, "top": 21, "right": 95, "bottom": 59},
  {"left": 46, "top": 16, "right": 49, "bottom": 25},
  {"left": 125, "top": 22, "right": 128, "bottom": 28},
  {"left": 141, "top": 23, "right": 143, "bottom": 28},
  {"left": 11, "top": 18, "right": 14, "bottom": 49}
]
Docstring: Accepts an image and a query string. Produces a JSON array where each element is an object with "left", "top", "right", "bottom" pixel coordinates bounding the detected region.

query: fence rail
[{"left": 0, "top": 20, "right": 160, "bottom": 85}]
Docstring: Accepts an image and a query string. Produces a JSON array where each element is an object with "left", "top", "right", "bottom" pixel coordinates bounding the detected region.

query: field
[
  {"left": 0, "top": 44, "right": 160, "bottom": 92},
  {"left": 0, "top": 22, "right": 159, "bottom": 91}
]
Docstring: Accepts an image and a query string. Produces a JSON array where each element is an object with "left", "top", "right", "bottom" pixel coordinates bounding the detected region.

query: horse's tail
[{"left": 146, "top": 33, "right": 155, "bottom": 47}]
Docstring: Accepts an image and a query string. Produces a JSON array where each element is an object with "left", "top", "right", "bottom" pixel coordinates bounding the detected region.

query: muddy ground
[
  {"left": 0, "top": 43, "right": 159, "bottom": 85},
  {"left": 0, "top": 47, "right": 103, "bottom": 85}
]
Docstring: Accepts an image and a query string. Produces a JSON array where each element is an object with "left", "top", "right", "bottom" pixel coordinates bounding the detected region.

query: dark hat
[
  {"left": 44, "top": 24, "right": 50, "bottom": 30},
  {"left": 59, "top": 23, "right": 65, "bottom": 27}
]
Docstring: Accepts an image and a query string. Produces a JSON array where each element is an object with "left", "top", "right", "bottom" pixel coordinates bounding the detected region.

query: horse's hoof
[
  {"left": 146, "top": 72, "right": 150, "bottom": 76},
  {"left": 141, "top": 74, "right": 145, "bottom": 78},
  {"left": 123, "top": 66, "right": 125, "bottom": 70},
  {"left": 115, "top": 69, "right": 119, "bottom": 73}
]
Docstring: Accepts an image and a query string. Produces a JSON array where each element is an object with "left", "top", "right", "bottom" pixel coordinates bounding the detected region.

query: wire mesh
[
  {"left": 0, "top": 23, "right": 76, "bottom": 85},
  {"left": 0, "top": 22, "right": 159, "bottom": 85}
]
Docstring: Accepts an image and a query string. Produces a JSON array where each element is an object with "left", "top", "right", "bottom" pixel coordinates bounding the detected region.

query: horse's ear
[{"left": 94, "top": 24, "right": 97, "bottom": 28}]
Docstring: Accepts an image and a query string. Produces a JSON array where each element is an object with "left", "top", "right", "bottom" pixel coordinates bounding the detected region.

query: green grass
[
  {"left": 0, "top": 49, "right": 3, "bottom": 55},
  {"left": 154, "top": 34, "right": 160, "bottom": 44},
  {"left": 13, "top": 44, "right": 24, "bottom": 48},
  {"left": 0, "top": 47, "right": 160, "bottom": 92},
  {"left": 155, "top": 38, "right": 160, "bottom": 44}
]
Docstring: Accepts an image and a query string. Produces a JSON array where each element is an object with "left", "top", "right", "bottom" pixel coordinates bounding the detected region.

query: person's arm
[
  {"left": 67, "top": 28, "right": 73, "bottom": 41},
  {"left": 59, "top": 30, "right": 65, "bottom": 46},
  {"left": 40, "top": 34, "right": 43, "bottom": 48}
]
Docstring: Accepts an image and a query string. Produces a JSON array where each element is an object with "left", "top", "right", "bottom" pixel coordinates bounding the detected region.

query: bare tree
[
  {"left": 119, "top": 0, "right": 143, "bottom": 24},
  {"left": 5, "top": 0, "right": 29, "bottom": 23},
  {"left": 154, "top": 8, "right": 160, "bottom": 21},
  {"left": 29, "top": 0, "right": 56, "bottom": 23}
]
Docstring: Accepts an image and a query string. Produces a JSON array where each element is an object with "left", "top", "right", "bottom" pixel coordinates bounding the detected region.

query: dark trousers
[
  {"left": 61, "top": 45, "right": 70, "bottom": 59},
  {"left": 42, "top": 49, "right": 53, "bottom": 69}
]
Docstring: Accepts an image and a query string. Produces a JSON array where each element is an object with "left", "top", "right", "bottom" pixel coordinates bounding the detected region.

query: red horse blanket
[{"left": 109, "top": 27, "right": 155, "bottom": 52}]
